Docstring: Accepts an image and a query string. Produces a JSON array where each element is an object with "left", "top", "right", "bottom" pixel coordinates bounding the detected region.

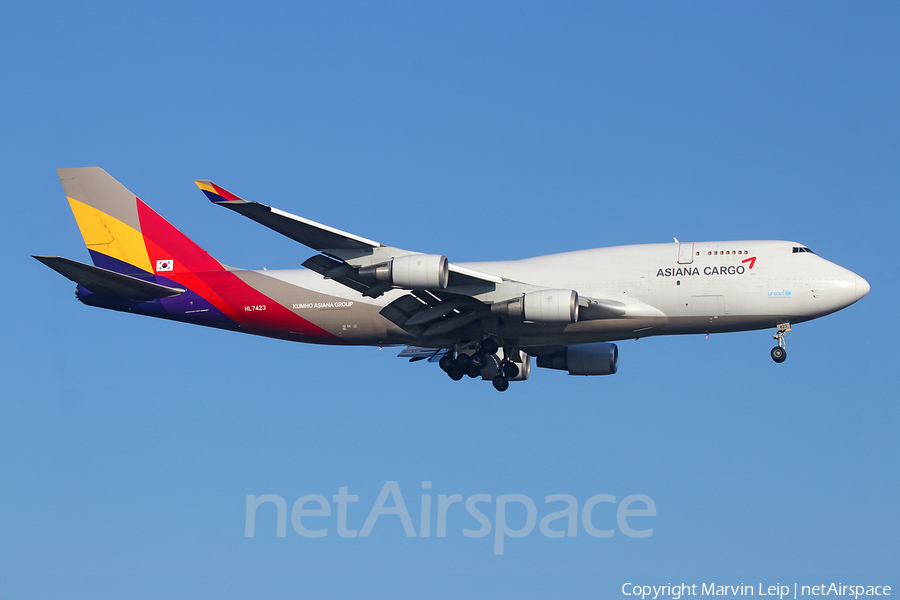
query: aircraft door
[{"left": 678, "top": 243, "right": 694, "bottom": 264}]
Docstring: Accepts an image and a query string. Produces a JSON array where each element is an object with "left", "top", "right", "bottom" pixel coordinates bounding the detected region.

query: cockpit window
[{"left": 792, "top": 247, "right": 816, "bottom": 254}]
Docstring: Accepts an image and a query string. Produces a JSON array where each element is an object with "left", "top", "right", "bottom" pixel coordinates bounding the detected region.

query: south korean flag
[{"left": 156, "top": 259, "right": 174, "bottom": 272}]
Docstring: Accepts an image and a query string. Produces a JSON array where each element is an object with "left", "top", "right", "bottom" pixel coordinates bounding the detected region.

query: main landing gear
[
  {"left": 491, "top": 360, "right": 519, "bottom": 392},
  {"left": 771, "top": 323, "right": 790, "bottom": 363},
  {"left": 440, "top": 337, "right": 516, "bottom": 392},
  {"left": 440, "top": 341, "right": 490, "bottom": 382}
]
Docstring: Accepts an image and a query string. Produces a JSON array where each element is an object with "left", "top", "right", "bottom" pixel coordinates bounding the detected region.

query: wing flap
[
  {"left": 301, "top": 255, "right": 371, "bottom": 294},
  {"left": 397, "top": 346, "right": 446, "bottom": 362},
  {"left": 421, "top": 310, "right": 485, "bottom": 337}
]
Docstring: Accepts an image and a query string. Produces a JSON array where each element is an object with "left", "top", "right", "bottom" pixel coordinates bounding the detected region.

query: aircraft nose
[{"left": 855, "top": 274, "right": 870, "bottom": 301}]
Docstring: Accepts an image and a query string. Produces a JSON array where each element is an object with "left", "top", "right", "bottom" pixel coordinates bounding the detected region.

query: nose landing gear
[{"left": 771, "top": 323, "right": 790, "bottom": 363}]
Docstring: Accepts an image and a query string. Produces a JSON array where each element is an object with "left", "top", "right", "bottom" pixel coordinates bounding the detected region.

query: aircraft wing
[
  {"left": 193, "top": 181, "right": 640, "bottom": 342},
  {"left": 195, "top": 180, "right": 381, "bottom": 253},
  {"left": 195, "top": 180, "right": 503, "bottom": 290}
]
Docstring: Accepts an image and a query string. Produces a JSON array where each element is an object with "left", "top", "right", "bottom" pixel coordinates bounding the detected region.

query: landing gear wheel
[
  {"left": 771, "top": 323, "right": 790, "bottom": 363},
  {"left": 439, "top": 355, "right": 454, "bottom": 372},
  {"left": 502, "top": 362, "right": 519, "bottom": 378},
  {"left": 448, "top": 366, "right": 465, "bottom": 381},
  {"left": 480, "top": 338, "right": 499, "bottom": 355},
  {"left": 470, "top": 351, "right": 486, "bottom": 369},
  {"left": 456, "top": 353, "right": 471, "bottom": 368},
  {"left": 492, "top": 375, "right": 509, "bottom": 392},
  {"left": 466, "top": 363, "right": 482, "bottom": 378}
]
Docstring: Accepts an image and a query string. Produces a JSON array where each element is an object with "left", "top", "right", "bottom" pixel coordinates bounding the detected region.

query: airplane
[{"left": 35, "top": 167, "right": 870, "bottom": 391}]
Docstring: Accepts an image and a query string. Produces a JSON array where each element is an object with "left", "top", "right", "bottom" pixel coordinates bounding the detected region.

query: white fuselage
[{"left": 249, "top": 240, "right": 868, "bottom": 347}]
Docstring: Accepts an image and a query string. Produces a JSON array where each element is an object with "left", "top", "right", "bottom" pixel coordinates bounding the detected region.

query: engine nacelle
[
  {"left": 536, "top": 343, "right": 618, "bottom": 376},
  {"left": 491, "top": 289, "right": 579, "bottom": 324},
  {"left": 359, "top": 254, "right": 449, "bottom": 289}
]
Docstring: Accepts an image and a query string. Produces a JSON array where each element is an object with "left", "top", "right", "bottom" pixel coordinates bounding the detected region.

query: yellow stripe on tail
[{"left": 67, "top": 196, "right": 154, "bottom": 273}]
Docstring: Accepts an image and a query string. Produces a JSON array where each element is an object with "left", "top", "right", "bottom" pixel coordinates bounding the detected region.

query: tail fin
[
  {"left": 46, "top": 168, "right": 338, "bottom": 341},
  {"left": 58, "top": 167, "right": 225, "bottom": 277}
]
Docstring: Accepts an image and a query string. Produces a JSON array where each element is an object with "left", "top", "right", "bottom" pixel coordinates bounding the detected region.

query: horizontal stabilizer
[{"left": 34, "top": 256, "right": 186, "bottom": 300}]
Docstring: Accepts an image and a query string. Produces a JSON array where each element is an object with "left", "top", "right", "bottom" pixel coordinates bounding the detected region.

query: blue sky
[{"left": 2, "top": 2, "right": 898, "bottom": 598}]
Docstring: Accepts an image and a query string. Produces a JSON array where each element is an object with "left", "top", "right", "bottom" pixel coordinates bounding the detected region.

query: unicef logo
[{"left": 767, "top": 290, "right": 793, "bottom": 299}]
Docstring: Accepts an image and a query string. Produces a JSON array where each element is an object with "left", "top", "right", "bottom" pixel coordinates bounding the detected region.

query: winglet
[{"left": 195, "top": 180, "right": 249, "bottom": 204}]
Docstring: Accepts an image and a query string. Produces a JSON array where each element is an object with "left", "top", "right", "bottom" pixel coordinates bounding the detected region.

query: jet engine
[
  {"left": 491, "top": 289, "right": 579, "bottom": 324},
  {"left": 359, "top": 254, "right": 449, "bottom": 289},
  {"left": 536, "top": 343, "right": 618, "bottom": 376}
]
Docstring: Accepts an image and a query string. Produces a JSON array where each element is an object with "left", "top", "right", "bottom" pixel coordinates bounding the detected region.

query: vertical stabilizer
[{"left": 58, "top": 167, "right": 223, "bottom": 277}]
